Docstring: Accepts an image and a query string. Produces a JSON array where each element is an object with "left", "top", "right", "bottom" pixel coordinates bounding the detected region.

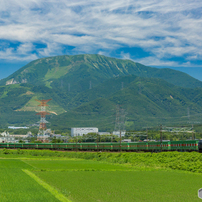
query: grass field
[
  {"left": 0, "top": 159, "right": 60, "bottom": 202},
  {"left": 0, "top": 150, "right": 202, "bottom": 201},
  {"left": 35, "top": 170, "right": 202, "bottom": 202}
]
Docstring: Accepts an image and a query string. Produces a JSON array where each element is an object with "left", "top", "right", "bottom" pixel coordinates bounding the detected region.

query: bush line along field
[
  {"left": 1, "top": 149, "right": 202, "bottom": 173},
  {"left": 1, "top": 149, "right": 202, "bottom": 202}
]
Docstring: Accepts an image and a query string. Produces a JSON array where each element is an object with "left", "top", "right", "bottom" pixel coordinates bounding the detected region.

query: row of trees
[
  {"left": 63, "top": 131, "right": 202, "bottom": 143},
  {"left": 2, "top": 129, "right": 202, "bottom": 143}
]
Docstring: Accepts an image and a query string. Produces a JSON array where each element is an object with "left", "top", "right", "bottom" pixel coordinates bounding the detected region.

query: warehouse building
[{"left": 71, "top": 127, "right": 98, "bottom": 136}]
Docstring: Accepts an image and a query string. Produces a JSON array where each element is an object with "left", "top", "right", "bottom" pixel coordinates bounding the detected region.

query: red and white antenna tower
[{"left": 35, "top": 99, "right": 51, "bottom": 140}]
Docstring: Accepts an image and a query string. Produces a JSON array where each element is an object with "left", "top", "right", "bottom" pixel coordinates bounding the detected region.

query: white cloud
[
  {"left": 120, "top": 52, "right": 131, "bottom": 60},
  {"left": 0, "top": 0, "right": 201, "bottom": 67},
  {"left": 0, "top": 47, "right": 38, "bottom": 61},
  {"left": 135, "top": 56, "right": 179, "bottom": 67}
]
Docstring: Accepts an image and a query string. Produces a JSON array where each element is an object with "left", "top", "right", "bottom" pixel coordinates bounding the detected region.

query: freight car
[{"left": 0, "top": 140, "right": 199, "bottom": 152}]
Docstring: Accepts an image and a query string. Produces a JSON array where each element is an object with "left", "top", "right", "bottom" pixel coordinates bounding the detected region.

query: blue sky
[{"left": 0, "top": 0, "right": 202, "bottom": 80}]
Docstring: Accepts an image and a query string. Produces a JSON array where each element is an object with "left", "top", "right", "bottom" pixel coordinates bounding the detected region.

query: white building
[
  {"left": 8, "top": 126, "right": 29, "bottom": 129},
  {"left": 122, "top": 139, "right": 131, "bottom": 142},
  {"left": 0, "top": 131, "right": 15, "bottom": 143},
  {"left": 98, "top": 132, "right": 111, "bottom": 135},
  {"left": 1, "top": 131, "right": 10, "bottom": 137},
  {"left": 71, "top": 127, "right": 98, "bottom": 137},
  {"left": 113, "top": 131, "right": 126, "bottom": 136}
]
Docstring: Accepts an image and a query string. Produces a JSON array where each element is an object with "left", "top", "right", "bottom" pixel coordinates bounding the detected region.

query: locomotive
[{"left": 198, "top": 140, "right": 202, "bottom": 153}]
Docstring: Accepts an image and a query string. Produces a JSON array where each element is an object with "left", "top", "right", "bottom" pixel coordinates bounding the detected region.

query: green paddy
[{"left": 0, "top": 150, "right": 201, "bottom": 202}]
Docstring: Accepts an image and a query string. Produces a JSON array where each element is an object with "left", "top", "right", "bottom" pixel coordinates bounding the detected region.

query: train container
[
  {"left": 110, "top": 143, "right": 121, "bottom": 151},
  {"left": 103, "top": 143, "right": 114, "bottom": 151},
  {"left": 127, "top": 142, "right": 148, "bottom": 151},
  {"left": 121, "top": 143, "right": 129, "bottom": 151},
  {"left": 136, "top": 142, "right": 148, "bottom": 151},
  {"left": 12, "top": 143, "right": 24, "bottom": 148},
  {"left": 52, "top": 143, "right": 69, "bottom": 150},
  {"left": 182, "top": 140, "right": 198, "bottom": 151},
  {"left": 148, "top": 142, "right": 160, "bottom": 151},
  {"left": 81, "top": 143, "right": 96, "bottom": 151},
  {"left": 127, "top": 142, "right": 138, "bottom": 151},
  {"left": 97, "top": 143, "right": 113, "bottom": 151},
  {"left": 0, "top": 143, "right": 7, "bottom": 148},
  {"left": 65, "top": 143, "right": 76, "bottom": 150},
  {"left": 170, "top": 140, "right": 198, "bottom": 151},
  {"left": 148, "top": 141, "right": 171, "bottom": 151},
  {"left": 161, "top": 141, "right": 171, "bottom": 151},
  {"left": 4, "top": 143, "right": 15, "bottom": 149},
  {"left": 20, "top": 143, "right": 36, "bottom": 149},
  {"left": 37, "top": 143, "right": 52, "bottom": 149}
]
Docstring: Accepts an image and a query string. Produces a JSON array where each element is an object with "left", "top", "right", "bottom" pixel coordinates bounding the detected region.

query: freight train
[{"left": 0, "top": 139, "right": 201, "bottom": 152}]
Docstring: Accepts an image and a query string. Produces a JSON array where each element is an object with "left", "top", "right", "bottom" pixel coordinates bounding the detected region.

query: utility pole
[
  {"left": 114, "top": 105, "right": 121, "bottom": 151},
  {"left": 89, "top": 81, "right": 92, "bottom": 89},
  {"left": 160, "top": 125, "right": 162, "bottom": 152},
  {"left": 97, "top": 133, "right": 99, "bottom": 152},
  {"left": 192, "top": 124, "right": 194, "bottom": 140},
  {"left": 120, "top": 130, "right": 122, "bottom": 152},
  {"left": 114, "top": 105, "right": 120, "bottom": 131},
  {"left": 114, "top": 105, "right": 126, "bottom": 152},
  {"left": 76, "top": 133, "right": 78, "bottom": 152}
]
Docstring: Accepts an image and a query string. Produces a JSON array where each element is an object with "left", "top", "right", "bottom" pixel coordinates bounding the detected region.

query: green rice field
[{"left": 0, "top": 150, "right": 202, "bottom": 201}]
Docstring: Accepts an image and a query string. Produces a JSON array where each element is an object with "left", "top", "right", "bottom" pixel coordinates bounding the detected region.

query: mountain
[
  {"left": 0, "top": 54, "right": 202, "bottom": 131},
  {"left": 1, "top": 54, "right": 202, "bottom": 90}
]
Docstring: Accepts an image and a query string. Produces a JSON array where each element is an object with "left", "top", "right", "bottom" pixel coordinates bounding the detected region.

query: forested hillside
[{"left": 0, "top": 54, "right": 202, "bottom": 131}]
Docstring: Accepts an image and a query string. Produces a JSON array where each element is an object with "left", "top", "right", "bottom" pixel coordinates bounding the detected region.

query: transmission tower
[
  {"left": 187, "top": 107, "right": 190, "bottom": 122},
  {"left": 114, "top": 105, "right": 121, "bottom": 133},
  {"left": 120, "top": 108, "right": 126, "bottom": 132},
  {"left": 35, "top": 99, "right": 51, "bottom": 142}
]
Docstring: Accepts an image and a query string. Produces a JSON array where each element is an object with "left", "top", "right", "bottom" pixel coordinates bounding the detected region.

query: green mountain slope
[
  {"left": 51, "top": 76, "right": 202, "bottom": 131},
  {"left": 0, "top": 54, "right": 202, "bottom": 130},
  {"left": 1, "top": 54, "right": 202, "bottom": 91}
]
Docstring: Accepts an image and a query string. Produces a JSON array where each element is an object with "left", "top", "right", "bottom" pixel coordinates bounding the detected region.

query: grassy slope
[{"left": 0, "top": 84, "right": 66, "bottom": 127}]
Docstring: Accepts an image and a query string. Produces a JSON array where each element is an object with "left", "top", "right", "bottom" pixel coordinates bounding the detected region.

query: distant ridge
[{"left": 1, "top": 54, "right": 202, "bottom": 89}]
